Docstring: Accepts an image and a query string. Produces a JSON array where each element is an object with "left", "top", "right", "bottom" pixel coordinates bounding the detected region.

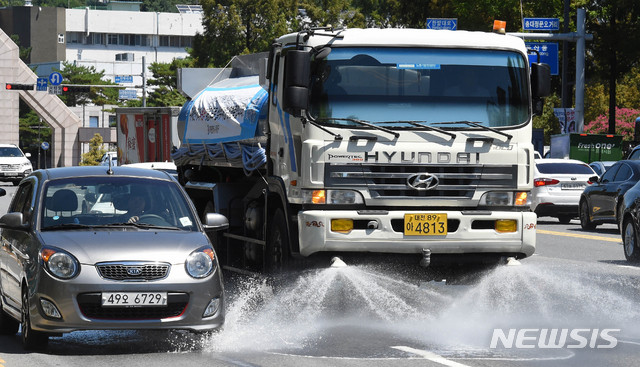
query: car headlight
[
  {"left": 479, "top": 191, "right": 529, "bottom": 207},
  {"left": 185, "top": 246, "right": 216, "bottom": 278},
  {"left": 41, "top": 247, "right": 79, "bottom": 279},
  {"left": 302, "top": 189, "right": 364, "bottom": 204}
]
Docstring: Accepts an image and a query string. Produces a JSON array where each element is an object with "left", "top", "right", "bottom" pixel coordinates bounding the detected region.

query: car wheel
[
  {"left": 0, "top": 288, "right": 19, "bottom": 335},
  {"left": 580, "top": 200, "right": 596, "bottom": 230},
  {"left": 266, "top": 208, "right": 290, "bottom": 273},
  {"left": 21, "top": 288, "right": 48, "bottom": 350},
  {"left": 558, "top": 215, "right": 572, "bottom": 224},
  {"left": 623, "top": 219, "right": 640, "bottom": 262}
]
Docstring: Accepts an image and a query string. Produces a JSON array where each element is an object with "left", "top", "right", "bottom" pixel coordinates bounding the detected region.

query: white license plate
[
  {"left": 101, "top": 292, "right": 167, "bottom": 307},
  {"left": 2, "top": 173, "right": 18, "bottom": 176},
  {"left": 561, "top": 183, "right": 585, "bottom": 190}
]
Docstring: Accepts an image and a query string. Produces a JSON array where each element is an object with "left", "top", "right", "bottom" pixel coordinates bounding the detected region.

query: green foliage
[
  {"left": 57, "top": 61, "right": 120, "bottom": 107},
  {"left": 80, "top": 133, "right": 107, "bottom": 166},
  {"left": 533, "top": 93, "right": 562, "bottom": 145},
  {"left": 146, "top": 59, "right": 192, "bottom": 107},
  {"left": 10, "top": 35, "right": 31, "bottom": 62}
]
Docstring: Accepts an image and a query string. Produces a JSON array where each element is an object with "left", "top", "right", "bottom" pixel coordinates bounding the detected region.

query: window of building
[
  {"left": 89, "top": 116, "right": 99, "bottom": 128},
  {"left": 109, "top": 115, "right": 116, "bottom": 128},
  {"left": 58, "top": 34, "right": 65, "bottom": 43},
  {"left": 107, "top": 34, "right": 118, "bottom": 45},
  {"left": 66, "top": 32, "right": 82, "bottom": 44},
  {"left": 159, "top": 35, "right": 170, "bottom": 47}
]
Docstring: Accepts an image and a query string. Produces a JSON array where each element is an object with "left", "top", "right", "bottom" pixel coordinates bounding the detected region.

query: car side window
[
  {"left": 613, "top": 163, "right": 632, "bottom": 182},
  {"left": 8, "top": 182, "right": 34, "bottom": 223},
  {"left": 600, "top": 164, "right": 619, "bottom": 183},
  {"left": 629, "top": 149, "right": 640, "bottom": 160}
]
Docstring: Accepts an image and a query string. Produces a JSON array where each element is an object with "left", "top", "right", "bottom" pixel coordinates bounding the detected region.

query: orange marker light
[{"left": 493, "top": 20, "right": 506, "bottom": 34}]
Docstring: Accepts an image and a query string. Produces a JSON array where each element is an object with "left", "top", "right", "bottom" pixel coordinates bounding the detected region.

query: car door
[
  {"left": 597, "top": 163, "right": 632, "bottom": 220},
  {"left": 0, "top": 180, "right": 36, "bottom": 309},
  {"left": 588, "top": 163, "right": 620, "bottom": 221}
]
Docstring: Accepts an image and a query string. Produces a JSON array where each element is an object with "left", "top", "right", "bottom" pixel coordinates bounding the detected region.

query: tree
[
  {"left": 146, "top": 59, "right": 192, "bottom": 107},
  {"left": 57, "top": 61, "right": 120, "bottom": 107},
  {"left": 79, "top": 133, "right": 107, "bottom": 166},
  {"left": 192, "top": 0, "right": 297, "bottom": 67}
]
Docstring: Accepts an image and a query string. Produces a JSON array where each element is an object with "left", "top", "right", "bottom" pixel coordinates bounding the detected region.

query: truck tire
[{"left": 267, "top": 209, "right": 290, "bottom": 272}]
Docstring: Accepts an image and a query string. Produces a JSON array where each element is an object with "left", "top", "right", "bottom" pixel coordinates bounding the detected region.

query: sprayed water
[{"left": 204, "top": 261, "right": 640, "bottom": 357}]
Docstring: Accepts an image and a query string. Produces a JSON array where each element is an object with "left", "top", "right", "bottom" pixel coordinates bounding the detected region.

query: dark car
[
  {"left": 0, "top": 166, "right": 228, "bottom": 349},
  {"left": 579, "top": 160, "right": 640, "bottom": 230},
  {"left": 589, "top": 161, "right": 616, "bottom": 177},
  {"left": 620, "top": 180, "right": 640, "bottom": 262}
]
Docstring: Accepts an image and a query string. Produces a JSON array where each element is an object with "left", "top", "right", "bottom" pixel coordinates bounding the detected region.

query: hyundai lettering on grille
[{"left": 407, "top": 173, "right": 439, "bottom": 190}]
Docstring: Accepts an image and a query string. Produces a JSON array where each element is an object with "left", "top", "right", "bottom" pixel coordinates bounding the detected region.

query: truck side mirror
[
  {"left": 282, "top": 50, "right": 311, "bottom": 117},
  {"left": 531, "top": 63, "right": 551, "bottom": 98}
]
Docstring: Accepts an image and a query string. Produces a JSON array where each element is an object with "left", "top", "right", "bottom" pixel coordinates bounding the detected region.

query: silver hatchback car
[{"left": 0, "top": 166, "right": 228, "bottom": 349}]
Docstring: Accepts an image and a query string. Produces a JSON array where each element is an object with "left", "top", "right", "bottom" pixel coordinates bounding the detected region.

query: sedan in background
[
  {"left": 0, "top": 166, "right": 228, "bottom": 350},
  {"left": 589, "top": 161, "right": 616, "bottom": 177},
  {"left": 579, "top": 160, "right": 640, "bottom": 230},
  {"left": 531, "top": 159, "right": 597, "bottom": 224}
]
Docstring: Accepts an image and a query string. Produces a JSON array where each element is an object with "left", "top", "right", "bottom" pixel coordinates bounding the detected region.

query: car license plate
[
  {"left": 2, "top": 173, "right": 17, "bottom": 176},
  {"left": 404, "top": 213, "right": 447, "bottom": 236},
  {"left": 101, "top": 292, "right": 167, "bottom": 307},
  {"left": 561, "top": 183, "right": 585, "bottom": 190}
]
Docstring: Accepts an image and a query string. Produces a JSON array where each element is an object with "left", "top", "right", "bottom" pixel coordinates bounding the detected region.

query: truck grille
[
  {"left": 96, "top": 262, "right": 170, "bottom": 281},
  {"left": 326, "top": 164, "right": 518, "bottom": 200}
]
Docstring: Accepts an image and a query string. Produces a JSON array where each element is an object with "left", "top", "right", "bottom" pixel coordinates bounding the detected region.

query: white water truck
[{"left": 172, "top": 27, "right": 551, "bottom": 273}]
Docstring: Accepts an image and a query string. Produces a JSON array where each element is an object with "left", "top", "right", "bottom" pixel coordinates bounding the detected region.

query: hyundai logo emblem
[
  {"left": 126, "top": 267, "right": 143, "bottom": 276},
  {"left": 407, "top": 173, "right": 439, "bottom": 190}
]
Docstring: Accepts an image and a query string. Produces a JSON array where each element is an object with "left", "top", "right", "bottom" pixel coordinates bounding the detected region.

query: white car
[
  {"left": 122, "top": 162, "right": 178, "bottom": 179},
  {"left": 531, "top": 159, "right": 597, "bottom": 223},
  {"left": 0, "top": 144, "right": 33, "bottom": 186}
]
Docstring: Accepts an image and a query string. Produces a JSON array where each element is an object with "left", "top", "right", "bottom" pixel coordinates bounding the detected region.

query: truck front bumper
[{"left": 297, "top": 210, "right": 536, "bottom": 258}]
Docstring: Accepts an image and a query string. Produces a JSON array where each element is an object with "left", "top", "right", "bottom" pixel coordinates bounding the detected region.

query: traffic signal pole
[{"left": 509, "top": 8, "right": 592, "bottom": 133}]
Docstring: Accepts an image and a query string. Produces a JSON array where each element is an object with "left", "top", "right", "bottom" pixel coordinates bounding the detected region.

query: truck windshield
[{"left": 308, "top": 47, "right": 529, "bottom": 128}]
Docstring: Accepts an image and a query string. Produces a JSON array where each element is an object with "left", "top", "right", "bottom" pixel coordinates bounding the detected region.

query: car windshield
[
  {"left": 537, "top": 162, "right": 594, "bottom": 174},
  {"left": 41, "top": 176, "right": 197, "bottom": 231},
  {"left": 308, "top": 47, "right": 530, "bottom": 128},
  {"left": 0, "top": 147, "right": 24, "bottom": 157}
]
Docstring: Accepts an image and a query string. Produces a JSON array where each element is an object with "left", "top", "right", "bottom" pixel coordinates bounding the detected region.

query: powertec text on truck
[{"left": 172, "top": 27, "right": 551, "bottom": 273}]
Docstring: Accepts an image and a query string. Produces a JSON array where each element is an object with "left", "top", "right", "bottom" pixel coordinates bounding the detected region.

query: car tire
[
  {"left": 0, "top": 291, "right": 19, "bottom": 335},
  {"left": 623, "top": 218, "right": 640, "bottom": 262},
  {"left": 558, "top": 215, "right": 572, "bottom": 224},
  {"left": 21, "top": 288, "right": 49, "bottom": 350},
  {"left": 266, "top": 208, "right": 290, "bottom": 273},
  {"left": 580, "top": 200, "right": 597, "bottom": 230}
]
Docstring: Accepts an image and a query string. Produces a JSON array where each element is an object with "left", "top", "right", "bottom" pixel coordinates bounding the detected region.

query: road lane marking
[
  {"left": 392, "top": 346, "right": 471, "bottom": 367},
  {"left": 537, "top": 229, "right": 621, "bottom": 243}
]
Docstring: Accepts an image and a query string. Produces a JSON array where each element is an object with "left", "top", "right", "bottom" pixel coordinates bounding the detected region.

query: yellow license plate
[{"left": 404, "top": 213, "right": 447, "bottom": 236}]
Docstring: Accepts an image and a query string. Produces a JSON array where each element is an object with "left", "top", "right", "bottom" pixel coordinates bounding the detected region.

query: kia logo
[
  {"left": 407, "top": 173, "right": 439, "bottom": 190},
  {"left": 126, "top": 267, "right": 143, "bottom": 276}
]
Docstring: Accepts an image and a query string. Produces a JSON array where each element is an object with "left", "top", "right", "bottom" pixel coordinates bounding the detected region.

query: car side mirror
[
  {"left": 203, "top": 213, "right": 229, "bottom": 231},
  {"left": 589, "top": 175, "right": 600, "bottom": 183},
  {"left": 0, "top": 212, "right": 28, "bottom": 230}
]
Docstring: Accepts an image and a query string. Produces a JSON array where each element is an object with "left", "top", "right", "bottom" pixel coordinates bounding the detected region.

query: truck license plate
[
  {"left": 101, "top": 292, "right": 167, "bottom": 307},
  {"left": 404, "top": 213, "right": 447, "bottom": 236}
]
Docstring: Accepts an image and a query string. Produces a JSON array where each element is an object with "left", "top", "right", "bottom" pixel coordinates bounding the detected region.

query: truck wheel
[
  {"left": 267, "top": 209, "right": 290, "bottom": 272},
  {"left": 21, "top": 288, "right": 48, "bottom": 350},
  {"left": 579, "top": 200, "right": 596, "bottom": 230},
  {"left": 623, "top": 219, "right": 640, "bottom": 262}
]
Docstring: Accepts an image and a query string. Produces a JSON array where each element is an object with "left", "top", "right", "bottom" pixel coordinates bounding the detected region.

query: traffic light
[
  {"left": 62, "top": 85, "right": 91, "bottom": 93},
  {"left": 5, "top": 83, "right": 34, "bottom": 91}
]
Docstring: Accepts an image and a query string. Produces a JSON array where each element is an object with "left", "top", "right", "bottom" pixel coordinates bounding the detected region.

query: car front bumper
[{"left": 28, "top": 264, "right": 224, "bottom": 334}]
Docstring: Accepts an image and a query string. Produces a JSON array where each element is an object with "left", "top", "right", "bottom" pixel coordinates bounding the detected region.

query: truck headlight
[
  {"left": 185, "top": 246, "right": 216, "bottom": 278},
  {"left": 41, "top": 247, "right": 79, "bottom": 279},
  {"left": 479, "top": 192, "right": 529, "bottom": 207},
  {"left": 302, "top": 189, "right": 364, "bottom": 204}
]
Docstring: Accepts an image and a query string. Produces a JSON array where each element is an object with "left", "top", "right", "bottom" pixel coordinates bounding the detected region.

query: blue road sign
[
  {"left": 41, "top": 142, "right": 50, "bottom": 151},
  {"left": 49, "top": 72, "right": 63, "bottom": 86},
  {"left": 523, "top": 18, "right": 560, "bottom": 31},
  {"left": 119, "top": 89, "right": 138, "bottom": 99},
  {"left": 427, "top": 18, "right": 457, "bottom": 30},
  {"left": 115, "top": 75, "right": 133, "bottom": 83},
  {"left": 526, "top": 42, "right": 559, "bottom": 75},
  {"left": 36, "top": 78, "right": 48, "bottom": 91}
]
